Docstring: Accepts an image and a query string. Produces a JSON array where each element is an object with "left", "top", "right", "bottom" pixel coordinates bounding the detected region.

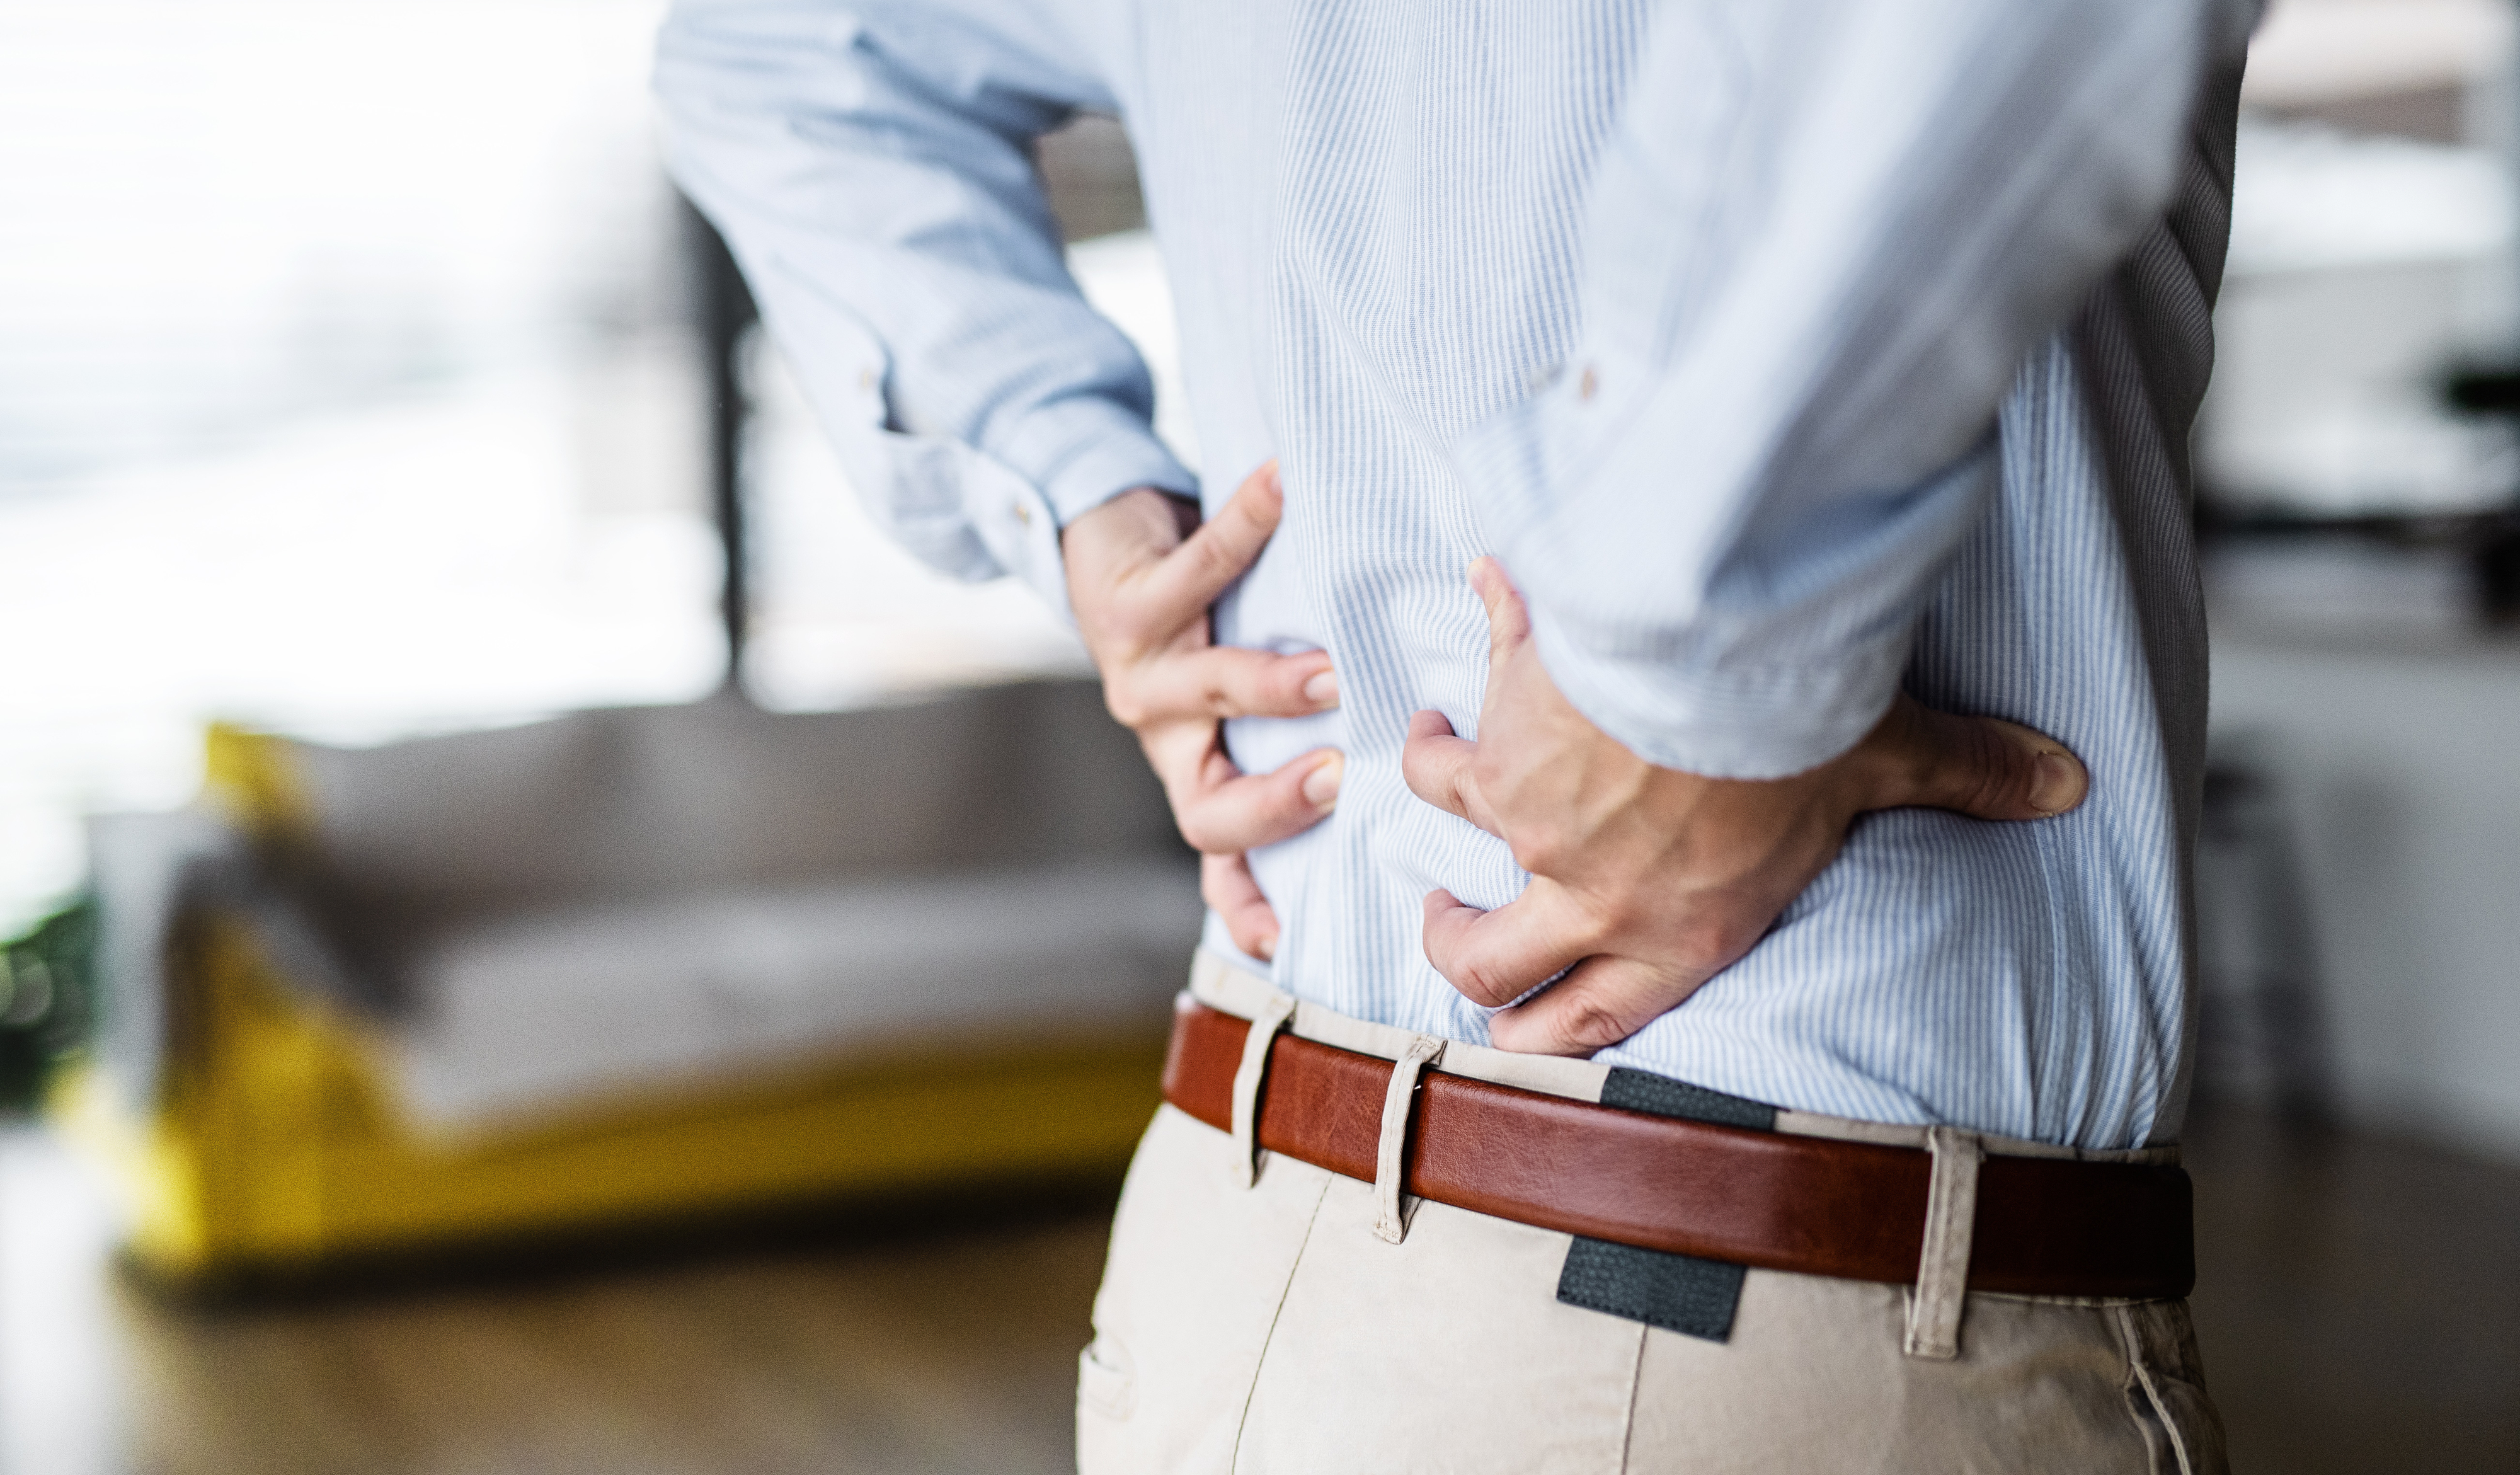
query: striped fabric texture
[{"left": 658, "top": 0, "right": 2260, "bottom": 1151}]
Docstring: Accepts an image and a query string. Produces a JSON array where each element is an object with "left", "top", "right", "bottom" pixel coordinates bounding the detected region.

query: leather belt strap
[{"left": 1160, "top": 999, "right": 2194, "bottom": 1300}]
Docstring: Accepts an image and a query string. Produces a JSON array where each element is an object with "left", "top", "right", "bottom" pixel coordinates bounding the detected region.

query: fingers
[
  {"left": 1399, "top": 555, "right": 1535, "bottom": 837},
  {"left": 1400, "top": 709, "right": 1502, "bottom": 837},
  {"left": 1862, "top": 696, "right": 2090, "bottom": 820},
  {"left": 1152, "top": 729, "right": 1343, "bottom": 853},
  {"left": 1202, "top": 852, "right": 1281, "bottom": 961},
  {"left": 1486, "top": 953, "right": 1697, "bottom": 1057},
  {"left": 1085, "top": 460, "right": 1335, "bottom": 727},
  {"left": 1466, "top": 556, "right": 1532, "bottom": 666},
  {"left": 1421, "top": 881, "right": 1597, "bottom": 1009},
  {"left": 1125, "top": 645, "right": 1337, "bottom": 725},
  {"left": 1135, "top": 460, "right": 1283, "bottom": 631}
]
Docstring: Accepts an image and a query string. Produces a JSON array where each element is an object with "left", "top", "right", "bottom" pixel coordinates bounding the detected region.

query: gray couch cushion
[{"left": 387, "top": 857, "right": 1200, "bottom": 1135}]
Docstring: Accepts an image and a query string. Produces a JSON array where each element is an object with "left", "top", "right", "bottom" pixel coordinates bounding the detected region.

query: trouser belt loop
[
  {"left": 1372, "top": 1035, "right": 1448, "bottom": 1244},
  {"left": 1904, "top": 1125, "right": 1985, "bottom": 1360},
  {"left": 1228, "top": 990, "right": 1300, "bottom": 1189}
]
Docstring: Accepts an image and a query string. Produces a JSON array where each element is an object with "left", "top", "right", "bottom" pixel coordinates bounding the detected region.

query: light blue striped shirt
[{"left": 658, "top": 0, "right": 2260, "bottom": 1149}]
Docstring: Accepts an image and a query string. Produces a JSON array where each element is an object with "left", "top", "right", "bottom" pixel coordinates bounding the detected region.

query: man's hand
[
  {"left": 1063, "top": 461, "right": 1337, "bottom": 961},
  {"left": 1402, "top": 558, "right": 2089, "bottom": 1055}
]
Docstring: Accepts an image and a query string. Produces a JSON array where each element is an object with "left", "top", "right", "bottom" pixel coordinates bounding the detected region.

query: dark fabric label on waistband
[
  {"left": 1596, "top": 1068, "right": 1778, "bottom": 1131},
  {"left": 1555, "top": 1068, "right": 1778, "bottom": 1343}
]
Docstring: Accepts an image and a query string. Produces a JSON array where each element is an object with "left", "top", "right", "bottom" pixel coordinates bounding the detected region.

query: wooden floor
[
  {"left": 0, "top": 1149, "right": 1108, "bottom": 1475},
  {"left": 2185, "top": 1110, "right": 2520, "bottom": 1474},
  {"left": 3, "top": 1111, "right": 2516, "bottom": 1475}
]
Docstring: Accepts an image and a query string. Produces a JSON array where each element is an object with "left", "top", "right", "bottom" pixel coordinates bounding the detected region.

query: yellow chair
[{"left": 64, "top": 682, "right": 1191, "bottom": 1283}]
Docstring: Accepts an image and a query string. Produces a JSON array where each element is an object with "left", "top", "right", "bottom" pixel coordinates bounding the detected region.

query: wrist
[
  {"left": 1062, "top": 487, "right": 1201, "bottom": 602},
  {"left": 1062, "top": 486, "right": 1196, "bottom": 550}
]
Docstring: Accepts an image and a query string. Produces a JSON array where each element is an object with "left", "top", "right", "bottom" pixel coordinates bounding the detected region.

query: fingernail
[
  {"left": 1302, "top": 754, "right": 1343, "bottom": 809},
  {"left": 2030, "top": 754, "right": 2085, "bottom": 815},
  {"left": 1303, "top": 668, "right": 1339, "bottom": 707},
  {"left": 1254, "top": 933, "right": 1277, "bottom": 961}
]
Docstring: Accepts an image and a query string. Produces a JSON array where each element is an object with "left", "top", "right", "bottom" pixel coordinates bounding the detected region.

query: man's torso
[{"left": 1104, "top": 0, "right": 2236, "bottom": 1150}]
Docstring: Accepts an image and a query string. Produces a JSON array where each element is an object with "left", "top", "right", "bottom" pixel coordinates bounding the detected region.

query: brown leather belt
[{"left": 1160, "top": 999, "right": 2194, "bottom": 1299}]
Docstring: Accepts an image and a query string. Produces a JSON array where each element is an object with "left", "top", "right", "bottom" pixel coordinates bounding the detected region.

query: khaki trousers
[{"left": 1077, "top": 958, "right": 2227, "bottom": 1474}]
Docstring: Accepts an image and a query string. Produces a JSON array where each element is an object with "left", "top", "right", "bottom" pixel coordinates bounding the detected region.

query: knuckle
[
  {"left": 1673, "top": 918, "right": 1752, "bottom": 974},
  {"left": 1569, "top": 892, "right": 1627, "bottom": 948},
  {"left": 1704, "top": 912, "right": 1764, "bottom": 973},
  {"left": 1188, "top": 535, "right": 1234, "bottom": 581},
  {"left": 1103, "top": 686, "right": 1148, "bottom": 729},
  {"left": 1966, "top": 770, "right": 2017, "bottom": 815},
  {"left": 1456, "top": 958, "right": 1513, "bottom": 1007},
  {"left": 1508, "top": 827, "right": 1567, "bottom": 875},
  {"left": 1174, "top": 804, "right": 1223, "bottom": 852},
  {"left": 1947, "top": 757, "right": 2011, "bottom": 815},
  {"left": 1559, "top": 998, "right": 1634, "bottom": 1051},
  {"left": 1104, "top": 600, "right": 1154, "bottom": 648},
  {"left": 1951, "top": 724, "right": 2027, "bottom": 813}
]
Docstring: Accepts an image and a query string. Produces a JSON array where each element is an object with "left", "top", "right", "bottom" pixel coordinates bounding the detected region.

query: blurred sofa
[{"left": 64, "top": 679, "right": 1200, "bottom": 1281}]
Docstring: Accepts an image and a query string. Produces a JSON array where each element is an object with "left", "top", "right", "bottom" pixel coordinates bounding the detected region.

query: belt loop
[
  {"left": 1372, "top": 1035, "right": 1448, "bottom": 1244},
  {"left": 1904, "top": 1125, "right": 1984, "bottom": 1360},
  {"left": 1228, "top": 990, "right": 1300, "bottom": 1189}
]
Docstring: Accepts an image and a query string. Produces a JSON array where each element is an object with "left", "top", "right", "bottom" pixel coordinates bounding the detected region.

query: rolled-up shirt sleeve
[
  {"left": 1456, "top": 0, "right": 2256, "bottom": 778},
  {"left": 655, "top": 0, "right": 1195, "bottom": 614}
]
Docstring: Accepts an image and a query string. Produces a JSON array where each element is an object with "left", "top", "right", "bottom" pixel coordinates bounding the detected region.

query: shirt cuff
[
  {"left": 988, "top": 394, "right": 1198, "bottom": 529},
  {"left": 1525, "top": 604, "right": 1907, "bottom": 779},
  {"left": 1456, "top": 378, "right": 1906, "bottom": 780}
]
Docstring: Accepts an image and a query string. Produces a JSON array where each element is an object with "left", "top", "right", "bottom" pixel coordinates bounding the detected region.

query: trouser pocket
[
  {"left": 1077, "top": 1106, "right": 1332, "bottom": 1475},
  {"left": 2117, "top": 1300, "right": 2229, "bottom": 1475},
  {"left": 1078, "top": 1334, "right": 1135, "bottom": 1421}
]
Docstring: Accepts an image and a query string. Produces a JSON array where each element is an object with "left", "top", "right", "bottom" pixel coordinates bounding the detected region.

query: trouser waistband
[{"left": 1171, "top": 950, "right": 2194, "bottom": 1355}]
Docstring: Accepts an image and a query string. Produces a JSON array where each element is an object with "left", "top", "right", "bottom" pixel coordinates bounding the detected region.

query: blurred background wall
[
  {"left": 0, "top": 0, "right": 1134, "bottom": 948},
  {"left": 2194, "top": 0, "right": 2520, "bottom": 1160}
]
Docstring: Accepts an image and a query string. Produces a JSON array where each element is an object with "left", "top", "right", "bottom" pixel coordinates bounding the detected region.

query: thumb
[
  {"left": 1141, "top": 459, "right": 1281, "bottom": 626},
  {"left": 1862, "top": 696, "right": 2089, "bottom": 821},
  {"left": 1466, "top": 556, "right": 1532, "bottom": 666}
]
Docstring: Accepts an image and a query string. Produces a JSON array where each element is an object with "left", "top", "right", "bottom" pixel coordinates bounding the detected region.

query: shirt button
[
  {"left": 1011, "top": 499, "right": 1032, "bottom": 527},
  {"left": 1578, "top": 365, "right": 1599, "bottom": 401},
  {"left": 858, "top": 367, "right": 878, "bottom": 393}
]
